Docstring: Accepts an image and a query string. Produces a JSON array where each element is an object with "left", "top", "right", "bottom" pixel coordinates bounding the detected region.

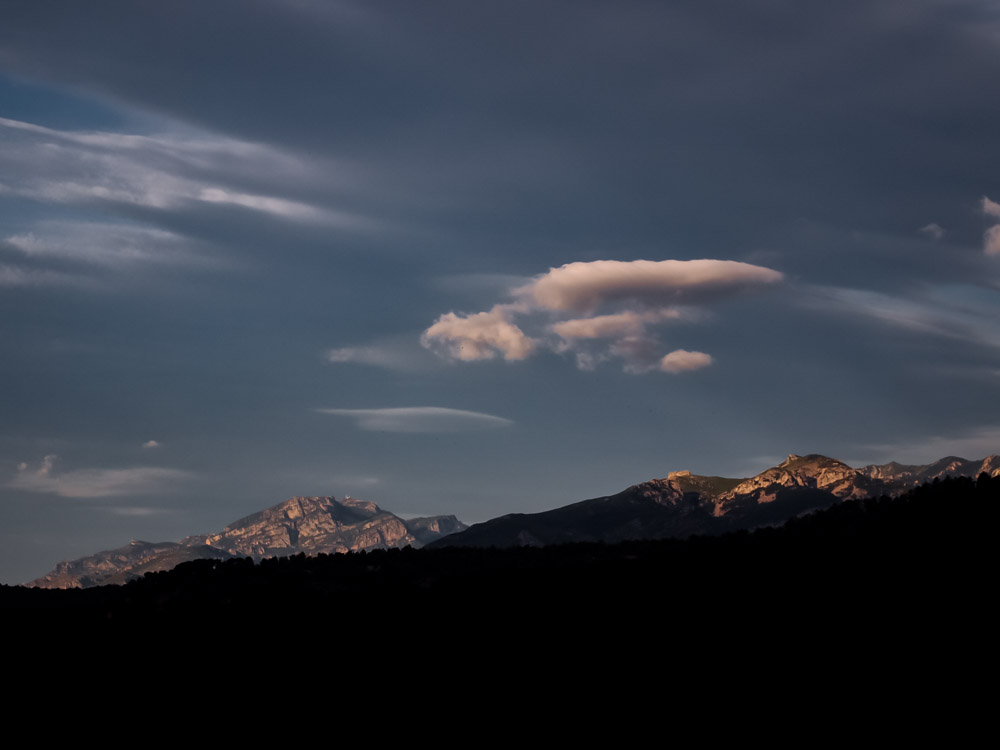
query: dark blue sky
[{"left": 2, "top": 1, "right": 999, "bottom": 582}]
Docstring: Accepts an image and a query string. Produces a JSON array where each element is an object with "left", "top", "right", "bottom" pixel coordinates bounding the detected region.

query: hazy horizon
[{"left": 3, "top": 1, "right": 1000, "bottom": 584}]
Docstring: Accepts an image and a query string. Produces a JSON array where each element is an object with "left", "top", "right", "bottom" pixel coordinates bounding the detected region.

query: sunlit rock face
[
  {"left": 201, "top": 496, "right": 418, "bottom": 557},
  {"left": 29, "top": 541, "right": 233, "bottom": 589},
  {"left": 432, "top": 453, "right": 1000, "bottom": 550},
  {"left": 717, "top": 454, "right": 874, "bottom": 510},
  {"left": 857, "top": 455, "right": 1000, "bottom": 485},
  {"left": 30, "top": 496, "right": 467, "bottom": 589},
  {"left": 31, "top": 453, "right": 998, "bottom": 587}
]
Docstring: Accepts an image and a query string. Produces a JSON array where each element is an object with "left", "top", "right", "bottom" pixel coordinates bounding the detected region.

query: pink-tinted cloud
[
  {"left": 422, "top": 258, "right": 782, "bottom": 374},
  {"left": 551, "top": 308, "right": 682, "bottom": 340},
  {"left": 518, "top": 259, "right": 783, "bottom": 313},
  {"left": 659, "top": 349, "right": 713, "bottom": 374},
  {"left": 982, "top": 196, "right": 1000, "bottom": 219},
  {"left": 421, "top": 304, "right": 535, "bottom": 361},
  {"left": 985, "top": 224, "right": 1000, "bottom": 256}
]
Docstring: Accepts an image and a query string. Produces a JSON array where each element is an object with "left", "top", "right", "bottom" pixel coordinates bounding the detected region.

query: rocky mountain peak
[
  {"left": 980, "top": 455, "right": 1000, "bottom": 476},
  {"left": 31, "top": 494, "right": 466, "bottom": 589}
]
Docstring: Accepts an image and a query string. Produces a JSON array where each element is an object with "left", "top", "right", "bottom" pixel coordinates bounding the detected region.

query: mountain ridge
[
  {"left": 30, "top": 496, "right": 466, "bottom": 589},
  {"left": 30, "top": 451, "right": 999, "bottom": 587},
  {"left": 430, "top": 452, "right": 1000, "bottom": 549}
]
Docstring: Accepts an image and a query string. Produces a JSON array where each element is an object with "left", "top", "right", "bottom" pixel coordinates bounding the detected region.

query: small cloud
[
  {"left": 985, "top": 225, "right": 1000, "bottom": 256},
  {"left": 102, "top": 506, "right": 170, "bottom": 517},
  {"left": 983, "top": 196, "right": 1000, "bottom": 219},
  {"left": 918, "top": 223, "right": 945, "bottom": 240},
  {"left": 317, "top": 406, "right": 513, "bottom": 433},
  {"left": 142, "top": 440, "right": 161, "bottom": 449},
  {"left": 326, "top": 338, "right": 435, "bottom": 371},
  {"left": 37, "top": 454, "right": 57, "bottom": 477},
  {"left": 659, "top": 349, "right": 713, "bottom": 374},
  {"left": 421, "top": 304, "right": 536, "bottom": 361}
]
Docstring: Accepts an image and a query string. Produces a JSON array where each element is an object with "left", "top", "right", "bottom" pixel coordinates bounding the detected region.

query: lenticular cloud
[
  {"left": 421, "top": 258, "right": 783, "bottom": 374},
  {"left": 518, "top": 259, "right": 783, "bottom": 313}
]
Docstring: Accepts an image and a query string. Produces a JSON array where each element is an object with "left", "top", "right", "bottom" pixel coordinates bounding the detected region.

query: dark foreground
[
  {"left": 4, "top": 474, "right": 995, "bottom": 720},
  {"left": 4, "top": 475, "right": 995, "bottom": 633}
]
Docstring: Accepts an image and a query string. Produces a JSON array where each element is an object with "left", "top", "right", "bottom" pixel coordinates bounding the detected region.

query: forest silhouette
[{"left": 3, "top": 474, "right": 994, "bottom": 642}]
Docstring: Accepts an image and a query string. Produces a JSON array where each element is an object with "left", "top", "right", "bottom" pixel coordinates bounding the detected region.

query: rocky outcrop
[
  {"left": 29, "top": 541, "right": 233, "bottom": 589},
  {"left": 858, "top": 455, "right": 1000, "bottom": 486},
  {"left": 715, "top": 454, "right": 876, "bottom": 516},
  {"left": 432, "top": 452, "right": 999, "bottom": 550},
  {"left": 31, "top": 496, "right": 467, "bottom": 589},
  {"left": 199, "top": 496, "right": 419, "bottom": 557},
  {"left": 404, "top": 515, "right": 468, "bottom": 545}
]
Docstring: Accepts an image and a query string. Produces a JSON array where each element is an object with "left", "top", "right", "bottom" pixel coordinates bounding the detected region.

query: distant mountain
[
  {"left": 431, "top": 453, "right": 1000, "bottom": 549},
  {"left": 30, "top": 496, "right": 466, "bottom": 589}
]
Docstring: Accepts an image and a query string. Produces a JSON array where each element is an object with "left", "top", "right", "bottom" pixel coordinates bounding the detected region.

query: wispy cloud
[
  {"left": 422, "top": 259, "right": 782, "bottom": 374},
  {"left": 325, "top": 337, "right": 439, "bottom": 371},
  {"left": 801, "top": 285, "right": 1000, "bottom": 350},
  {"left": 141, "top": 440, "right": 161, "bottom": 449},
  {"left": 983, "top": 196, "right": 1000, "bottom": 219},
  {"left": 918, "top": 223, "right": 945, "bottom": 240},
  {"left": 0, "top": 116, "right": 365, "bottom": 228},
  {"left": 317, "top": 406, "right": 513, "bottom": 432},
  {"left": 9, "top": 455, "right": 192, "bottom": 498},
  {"left": 101, "top": 506, "right": 171, "bottom": 517},
  {"left": 0, "top": 262, "right": 87, "bottom": 288},
  {"left": 4, "top": 221, "right": 211, "bottom": 268}
]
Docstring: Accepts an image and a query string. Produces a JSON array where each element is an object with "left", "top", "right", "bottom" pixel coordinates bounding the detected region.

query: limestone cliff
[{"left": 31, "top": 495, "right": 467, "bottom": 589}]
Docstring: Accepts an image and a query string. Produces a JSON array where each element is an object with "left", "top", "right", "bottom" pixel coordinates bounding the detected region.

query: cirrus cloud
[{"left": 9, "top": 455, "right": 192, "bottom": 498}]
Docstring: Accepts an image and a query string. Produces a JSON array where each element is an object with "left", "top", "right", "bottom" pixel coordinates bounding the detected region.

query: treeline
[{"left": 2, "top": 473, "right": 996, "bottom": 634}]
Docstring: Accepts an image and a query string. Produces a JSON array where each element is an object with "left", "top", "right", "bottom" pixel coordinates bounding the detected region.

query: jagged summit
[
  {"left": 431, "top": 452, "right": 999, "bottom": 550},
  {"left": 31, "top": 452, "right": 1000, "bottom": 587},
  {"left": 31, "top": 495, "right": 467, "bottom": 589}
]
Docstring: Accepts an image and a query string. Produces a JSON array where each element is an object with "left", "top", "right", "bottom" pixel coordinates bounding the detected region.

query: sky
[{"left": 2, "top": 0, "right": 1000, "bottom": 583}]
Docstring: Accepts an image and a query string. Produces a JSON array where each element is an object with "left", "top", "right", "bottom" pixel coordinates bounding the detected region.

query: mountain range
[
  {"left": 427, "top": 453, "right": 1000, "bottom": 548},
  {"left": 30, "top": 452, "right": 998, "bottom": 588},
  {"left": 30, "top": 496, "right": 466, "bottom": 589}
]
